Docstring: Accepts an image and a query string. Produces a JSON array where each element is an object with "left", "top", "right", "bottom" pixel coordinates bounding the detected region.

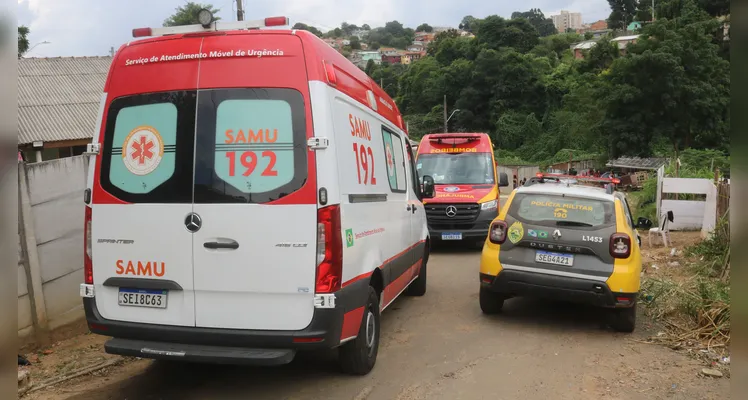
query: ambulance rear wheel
[
  {"left": 406, "top": 246, "right": 428, "bottom": 296},
  {"left": 339, "top": 286, "right": 380, "bottom": 375}
]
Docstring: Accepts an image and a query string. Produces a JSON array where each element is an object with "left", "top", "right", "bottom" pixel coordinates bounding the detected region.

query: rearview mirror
[
  {"left": 422, "top": 175, "right": 435, "bottom": 198},
  {"left": 636, "top": 217, "right": 653, "bottom": 230},
  {"left": 498, "top": 171, "right": 509, "bottom": 187}
]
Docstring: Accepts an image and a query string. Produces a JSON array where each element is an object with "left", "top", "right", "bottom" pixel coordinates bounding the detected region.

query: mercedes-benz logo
[
  {"left": 185, "top": 213, "right": 202, "bottom": 233},
  {"left": 552, "top": 229, "right": 562, "bottom": 240},
  {"left": 445, "top": 205, "right": 457, "bottom": 218}
]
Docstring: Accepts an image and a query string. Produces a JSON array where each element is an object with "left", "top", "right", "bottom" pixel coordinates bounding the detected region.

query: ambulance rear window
[
  {"left": 193, "top": 88, "right": 307, "bottom": 204},
  {"left": 99, "top": 88, "right": 306, "bottom": 204}
]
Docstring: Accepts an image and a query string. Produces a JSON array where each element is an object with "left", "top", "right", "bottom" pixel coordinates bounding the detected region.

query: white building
[{"left": 551, "top": 10, "right": 583, "bottom": 32}]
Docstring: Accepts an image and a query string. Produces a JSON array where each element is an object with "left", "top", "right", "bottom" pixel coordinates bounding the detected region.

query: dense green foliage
[
  {"left": 163, "top": 2, "right": 221, "bottom": 27},
  {"left": 361, "top": 1, "right": 729, "bottom": 166}
]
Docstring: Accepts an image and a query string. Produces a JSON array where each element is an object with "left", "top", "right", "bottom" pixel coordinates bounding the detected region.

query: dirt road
[{"left": 27, "top": 246, "right": 729, "bottom": 400}]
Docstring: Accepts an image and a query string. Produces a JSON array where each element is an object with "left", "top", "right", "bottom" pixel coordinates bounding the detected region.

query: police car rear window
[{"left": 509, "top": 193, "right": 614, "bottom": 228}]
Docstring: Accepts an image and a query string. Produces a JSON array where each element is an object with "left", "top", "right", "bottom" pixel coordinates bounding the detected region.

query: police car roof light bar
[{"left": 132, "top": 16, "right": 290, "bottom": 38}]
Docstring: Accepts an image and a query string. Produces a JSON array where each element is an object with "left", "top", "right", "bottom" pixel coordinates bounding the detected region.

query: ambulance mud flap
[{"left": 104, "top": 338, "right": 296, "bottom": 366}]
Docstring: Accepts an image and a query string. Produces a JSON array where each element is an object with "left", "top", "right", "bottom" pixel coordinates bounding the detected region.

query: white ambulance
[{"left": 80, "top": 11, "right": 436, "bottom": 375}]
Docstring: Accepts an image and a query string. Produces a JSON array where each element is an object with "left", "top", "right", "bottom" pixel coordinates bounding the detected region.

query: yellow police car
[{"left": 479, "top": 173, "right": 652, "bottom": 332}]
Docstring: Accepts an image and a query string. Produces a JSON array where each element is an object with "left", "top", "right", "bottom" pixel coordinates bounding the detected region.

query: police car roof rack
[{"left": 527, "top": 173, "right": 620, "bottom": 193}]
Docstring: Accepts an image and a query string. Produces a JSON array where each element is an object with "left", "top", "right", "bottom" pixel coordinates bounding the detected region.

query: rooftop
[
  {"left": 606, "top": 156, "right": 669, "bottom": 170},
  {"left": 18, "top": 56, "right": 111, "bottom": 145}
]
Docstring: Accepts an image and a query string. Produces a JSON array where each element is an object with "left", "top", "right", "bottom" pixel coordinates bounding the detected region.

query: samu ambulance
[
  {"left": 415, "top": 133, "right": 508, "bottom": 247},
  {"left": 79, "top": 10, "right": 436, "bottom": 375}
]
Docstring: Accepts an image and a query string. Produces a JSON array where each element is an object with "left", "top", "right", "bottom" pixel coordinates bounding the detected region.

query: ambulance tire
[
  {"left": 339, "top": 286, "right": 380, "bottom": 375},
  {"left": 406, "top": 247, "right": 428, "bottom": 296}
]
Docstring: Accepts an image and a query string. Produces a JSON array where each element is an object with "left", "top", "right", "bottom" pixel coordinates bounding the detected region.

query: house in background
[{"left": 19, "top": 56, "right": 111, "bottom": 163}]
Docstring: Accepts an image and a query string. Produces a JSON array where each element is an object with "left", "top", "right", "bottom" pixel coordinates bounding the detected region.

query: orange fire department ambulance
[{"left": 415, "top": 133, "right": 508, "bottom": 247}]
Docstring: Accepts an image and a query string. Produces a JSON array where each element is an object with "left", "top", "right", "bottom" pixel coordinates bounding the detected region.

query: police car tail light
[
  {"left": 610, "top": 233, "right": 631, "bottom": 259},
  {"left": 316, "top": 205, "right": 343, "bottom": 293},
  {"left": 489, "top": 220, "right": 508, "bottom": 244},
  {"left": 84, "top": 206, "right": 93, "bottom": 284}
]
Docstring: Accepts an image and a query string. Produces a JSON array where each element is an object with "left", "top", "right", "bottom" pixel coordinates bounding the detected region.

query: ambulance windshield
[{"left": 416, "top": 153, "right": 494, "bottom": 185}]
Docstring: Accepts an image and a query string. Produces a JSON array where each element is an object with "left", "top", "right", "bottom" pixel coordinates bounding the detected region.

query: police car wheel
[
  {"left": 479, "top": 286, "right": 504, "bottom": 314},
  {"left": 609, "top": 304, "right": 637, "bottom": 333},
  {"left": 339, "top": 286, "right": 380, "bottom": 375}
]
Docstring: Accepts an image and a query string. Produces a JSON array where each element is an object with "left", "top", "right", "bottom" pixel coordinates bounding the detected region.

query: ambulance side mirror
[
  {"left": 498, "top": 172, "right": 509, "bottom": 187},
  {"left": 422, "top": 175, "right": 436, "bottom": 198}
]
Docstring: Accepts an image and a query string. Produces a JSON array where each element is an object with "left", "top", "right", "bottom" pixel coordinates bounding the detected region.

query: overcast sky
[{"left": 18, "top": 0, "right": 612, "bottom": 57}]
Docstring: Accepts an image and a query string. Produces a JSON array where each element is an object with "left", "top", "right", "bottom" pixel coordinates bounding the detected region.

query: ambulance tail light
[
  {"left": 84, "top": 206, "right": 93, "bottom": 284},
  {"left": 489, "top": 220, "right": 508, "bottom": 244},
  {"left": 610, "top": 233, "right": 631, "bottom": 259},
  {"left": 323, "top": 61, "right": 338, "bottom": 87},
  {"left": 264, "top": 16, "right": 289, "bottom": 27},
  {"left": 316, "top": 205, "right": 342, "bottom": 293}
]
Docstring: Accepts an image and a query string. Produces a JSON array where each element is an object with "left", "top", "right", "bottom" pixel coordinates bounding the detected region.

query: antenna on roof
[{"left": 109, "top": 47, "right": 114, "bottom": 57}]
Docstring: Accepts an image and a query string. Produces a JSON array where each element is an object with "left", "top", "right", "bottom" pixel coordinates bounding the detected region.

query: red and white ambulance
[
  {"left": 79, "top": 11, "right": 436, "bottom": 375},
  {"left": 415, "top": 133, "right": 509, "bottom": 247}
]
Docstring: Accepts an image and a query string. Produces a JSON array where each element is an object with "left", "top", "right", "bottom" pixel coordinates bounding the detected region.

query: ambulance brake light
[
  {"left": 265, "top": 16, "right": 290, "bottom": 27},
  {"left": 132, "top": 28, "right": 152, "bottom": 38}
]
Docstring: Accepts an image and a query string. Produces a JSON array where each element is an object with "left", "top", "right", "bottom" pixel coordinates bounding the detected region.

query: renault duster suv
[{"left": 478, "top": 174, "right": 652, "bottom": 332}]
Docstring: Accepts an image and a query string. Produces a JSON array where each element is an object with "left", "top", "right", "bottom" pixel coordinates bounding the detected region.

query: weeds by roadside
[{"left": 639, "top": 216, "right": 730, "bottom": 366}]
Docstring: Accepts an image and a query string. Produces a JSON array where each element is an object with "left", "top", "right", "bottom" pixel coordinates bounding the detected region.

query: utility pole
[
  {"left": 109, "top": 47, "right": 115, "bottom": 57},
  {"left": 236, "top": 0, "right": 244, "bottom": 21},
  {"left": 652, "top": 0, "right": 656, "bottom": 21},
  {"left": 443, "top": 95, "right": 448, "bottom": 133}
]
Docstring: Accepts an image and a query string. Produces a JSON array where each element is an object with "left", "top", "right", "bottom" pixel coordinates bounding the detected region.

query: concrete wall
[
  {"left": 659, "top": 177, "right": 717, "bottom": 237},
  {"left": 18, "top": 156, "right": 89, "bottom": 340}
]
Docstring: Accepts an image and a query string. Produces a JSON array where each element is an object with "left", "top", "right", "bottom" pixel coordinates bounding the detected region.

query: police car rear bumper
[
  {"left": 83, "top": 278, "right": 371, "bottom": 365},
  {"left": 480, "top": 270, "right": 637, "bottom": 308}
]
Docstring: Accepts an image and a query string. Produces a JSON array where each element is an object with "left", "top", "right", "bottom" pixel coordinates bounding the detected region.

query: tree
[
  {"left": 292, "top": 22, "right": 323, "bottom": 37},
  {"left": 416, "top": 23, "right": 433, "bottom": 32},
  {"left": 362, "top": 24, "right": 371, "bottom": 30},
  {"left": 459, "top": 15, "right": 478, "bottom": 32},
  {"left": 18, "top": 26, "right": 29, "bottom": 58},
  {"left": 163, "top": 2, "right": 220, "bottom": 27},
  {"left": 477, "top": 15, "right": 539, "bottom": 53},
  {"left": 599, "top": 1, "right": 730, "bottom": 157},
  {"left": 511, "top": 8, "right": 557, "bottom": 37},
  {"left": 350, "top": 36, "right": 361, "bottom": 50}
]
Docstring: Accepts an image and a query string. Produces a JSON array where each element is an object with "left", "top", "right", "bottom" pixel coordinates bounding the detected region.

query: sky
[{"left": 18, "top": 0, "right": 612, "bottom": 57}]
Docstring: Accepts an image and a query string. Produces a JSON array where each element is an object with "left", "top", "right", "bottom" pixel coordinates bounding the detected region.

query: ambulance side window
[
  {"left": 100, "top": 91, "right": 196, "bottom": 203},
  {"left": 381, "top": 127, "right": 407, "bottom": 193}
]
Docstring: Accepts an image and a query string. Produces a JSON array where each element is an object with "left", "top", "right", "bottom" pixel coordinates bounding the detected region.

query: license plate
[
  {"left": 535, "top": 251, "right": 574, "bottom": 266},
  {"left": 118, "top": 288, "right": 167, "bottom": 309},
  {"left": 441, "top": 232, "right": 463, "bottom": 240}
]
